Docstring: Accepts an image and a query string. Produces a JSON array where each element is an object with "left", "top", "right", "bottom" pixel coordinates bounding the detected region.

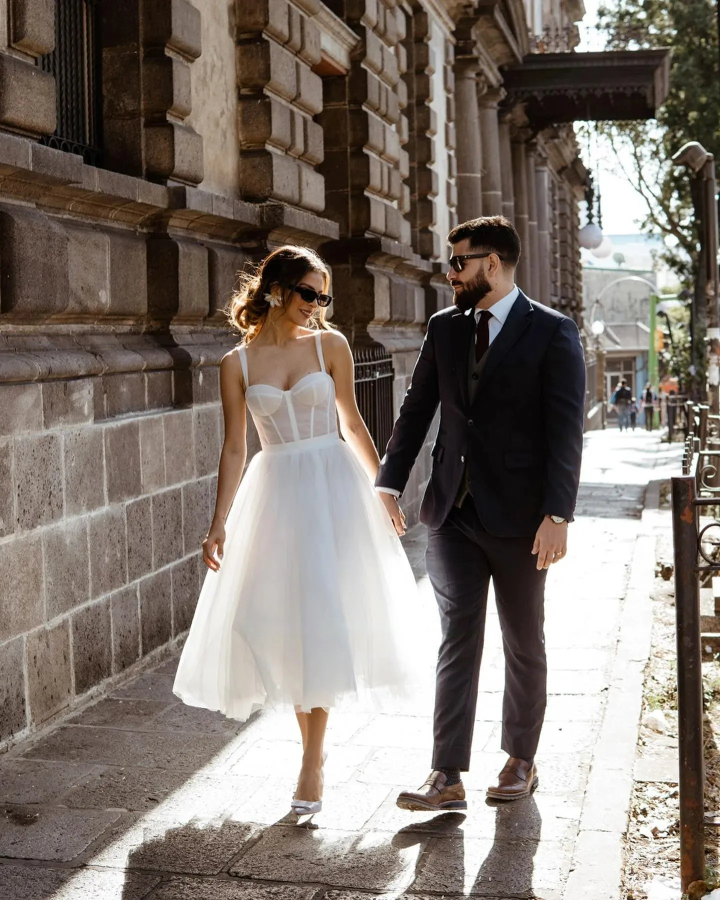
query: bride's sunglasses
[
  {"left": 449, "top": 251, "right": 505, "bottom": 273},
  {"left": 292, "top": 284, "right": 333, "bottom": 308}
]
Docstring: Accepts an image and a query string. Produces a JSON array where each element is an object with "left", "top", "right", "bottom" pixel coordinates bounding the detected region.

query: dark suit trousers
[{"left": 426, "top": 498, "right": 548, "bottom": 770}]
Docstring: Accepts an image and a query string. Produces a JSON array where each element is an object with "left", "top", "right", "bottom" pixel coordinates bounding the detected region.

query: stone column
[
  {"left": 498, "top": 119, "right": 515, "bottom": 222},
  {"left": 478, "top": 88, "right": 504, "bottom": 216},
  {"left": 534, "top": 155, "right": 551, "bottom": 306},
  {"left": 525, "top": 147, "right": 539, "bottom": 299},
  {"left": 454, "top": 61, "right": 483, "bottom": 222},
  {"left": 511, "top": 140, "right": 530, "bottom": 293}
]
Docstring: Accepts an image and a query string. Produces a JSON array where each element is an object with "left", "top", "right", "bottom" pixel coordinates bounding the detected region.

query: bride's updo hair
[{"left": 227, "top": 245, "right": 333, "bottom": 343}]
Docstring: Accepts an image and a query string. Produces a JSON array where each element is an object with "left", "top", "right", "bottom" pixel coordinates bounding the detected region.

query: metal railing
[
  {"left": 354, "top": 345, "right": 395, "bottom": 455},
  {"left": 672, "top": 402, "right": 720, "bottom": 889},
  {"left": 39, "top": 0, "right": 103, "bottom": 166}
]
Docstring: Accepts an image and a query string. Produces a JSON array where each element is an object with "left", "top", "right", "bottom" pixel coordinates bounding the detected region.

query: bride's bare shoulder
[{"left": 320, "top": 330, "right": 349, "bottom": 352}]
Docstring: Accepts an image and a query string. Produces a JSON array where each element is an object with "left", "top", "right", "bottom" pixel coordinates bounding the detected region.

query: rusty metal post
[{"left": 672, "top": 475, "right": 706, "bottom": 889}]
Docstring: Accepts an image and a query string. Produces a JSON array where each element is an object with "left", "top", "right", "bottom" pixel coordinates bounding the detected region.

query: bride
[{"left": 173, "top": 244, "right": 418, "bottom": 817}]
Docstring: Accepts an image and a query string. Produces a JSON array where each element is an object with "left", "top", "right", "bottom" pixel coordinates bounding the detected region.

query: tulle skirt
[{"left": 173, "top": 433, "right": 420, "bottom": 721}]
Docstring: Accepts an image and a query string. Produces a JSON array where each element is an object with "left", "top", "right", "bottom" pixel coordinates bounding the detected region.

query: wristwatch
[{"left": 547, "top": 515, "right": 567, "bottom": 524}]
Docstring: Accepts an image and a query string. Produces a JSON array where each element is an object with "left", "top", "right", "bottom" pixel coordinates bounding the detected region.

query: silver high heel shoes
[{"left": 291, "top": 751, "right": 327, "bottom": 817}]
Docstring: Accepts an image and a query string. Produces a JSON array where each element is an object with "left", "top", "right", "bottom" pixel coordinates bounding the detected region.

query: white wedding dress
[{"left": 173, "top": 331, "right": 419, "bottom": 720}]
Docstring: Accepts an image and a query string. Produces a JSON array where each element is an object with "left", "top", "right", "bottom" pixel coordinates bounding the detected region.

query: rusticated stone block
[
  {"left": 110, "top": 584, "right": 141, "bottom": 673},
  {"left": 104, "top": 372, "right": 146, "bottom": 419},
  {"left": 182, "top": 478, "right": 210, "bottom": 556},
  {"left": 296, "top": 64, "right": 322, "bottom": 116},
  {"left": 0, "top": 533, "right": 44, "bottom": 642},
  {"left": 10, "top": 0, "right": 55, "bottom": 56},
  {"left": 88, "top": 506, "right": 127, "bottom": 598},
  {"left": 0, "top": 209, "right": 69, "bottom": 316},
  {"left": 43, "top": 518, "right": 90, "bottom": 619},
  {"left": 152, "top": 487, "right": 183, "bottom": 569},
  {"left": 0, "top": 383, "right": 42, "bottom": 436},
  {"left": 126, "top": 496, "right": 153, "bottom": 582},
  {"left": 0, "top": 52, "right": 55, "bottom": 137},
  {"left": 104, "top": 420, "right": 141, "bottom": 503},
  {"left": 26, "top": 620, "right": 72, "bottom": 724},
  {"left": 0, "top": 439, "right": 12, "bottom": 537},
  {"left": 42, "top": 380, "right": 93, "bottom": 429},
  {"left": 146, "top": 371, "right": 173, "bottom": 411},
  {"left": 164, "top": 409, "right": 195, "bottom": 484},
  {"left": 239, "top": 151, "right": 300, "bottom": 205},
  {"left": 304, "top": 119, "right": 324, "bottom": 166},
  {"left": 300, "top": 164, "right": 325, "bottom": 214},
  {"left": 0, "top": 636, "right": 26, "bottom": 740},
  {"left": 171, "top": 554, "right": 199, "bottom": 635},
  {"left": 299, "top": 13, "right": 321, "bottom": 67},
  {"left": 192, "top": 366, "right": 219, "bottom": 404},
  {"left": 14, "top": 433, "right": 62, "bottom": 531},
  {"left": 142, "top": 55, "right": 192, "bottom": 119},
  {"left": 144, "top": 122, "right": 204, "bottom": 186},
  {"left": 193, "top": 406, "right": 221, "bottom": 478},
  {"left": 236, "top": 0, "right": 290, "bottom": 41},
  {"left": 108, "top": 231, "right": 148, "bottom": 317},
  {"left": 139, "top": 569, "right": 172, "bottom": 655},
  {"left": 177, "top": 240, "right": 210, "bottom": 320},
  {"left": 64, "top": 427, "right": 105, "bottom": 517},
  {"left": 140, "top": 416, "right": 166, "bottom": 494},
  {"left": 239, "top": 40, "right": 296, "bottom": 101},
  {"left": 207, "top": 244, "right": 247, "bottom": 317},
  {"left": 72, "top": 598, "right": 112, "bottom": 695},
  {"left": 143, "top": 0, "right": 202, "bottom": 60},
  {"left": 65, "top": 225, "right": 110, "bottom": 317}
]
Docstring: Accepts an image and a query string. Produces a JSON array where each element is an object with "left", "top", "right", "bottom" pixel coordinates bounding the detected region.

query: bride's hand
[
  {"left": 202, "top": 520, "right": 226, "bottom": 571},
  {"left": 378, "top": 491, "right": 407, "bottom": 537}
]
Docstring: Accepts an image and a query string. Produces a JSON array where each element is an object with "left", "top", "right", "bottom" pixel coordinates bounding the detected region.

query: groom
[{"left": 377, "top": 216, "right": 585, "bottom": 807}]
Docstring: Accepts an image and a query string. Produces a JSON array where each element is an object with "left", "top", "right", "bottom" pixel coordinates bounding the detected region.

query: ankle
[{"left": 437, "top": 767, "right": 462, "bottom": 786}]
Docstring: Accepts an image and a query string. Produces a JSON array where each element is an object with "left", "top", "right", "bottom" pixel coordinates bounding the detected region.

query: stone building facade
[{"left": 0, "top": 0, "right": 668, "bottom": 748}]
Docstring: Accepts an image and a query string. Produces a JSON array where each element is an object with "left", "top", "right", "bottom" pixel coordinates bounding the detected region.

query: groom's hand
[
  {"left": 378, "top": 491, "right": 407, "bottom": 536},
  {"left": 532, "top": 517, "right": 568, "bottom": 570}
]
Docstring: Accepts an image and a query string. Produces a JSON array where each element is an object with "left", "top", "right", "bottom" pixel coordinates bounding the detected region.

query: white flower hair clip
[{"left": 264, "top": 291, "right": 282, "bottom": 308}]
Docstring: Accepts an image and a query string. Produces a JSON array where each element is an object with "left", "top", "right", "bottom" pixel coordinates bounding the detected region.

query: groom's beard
[{"left": 452, "top": 272, "right": 492, "bottom": 311}]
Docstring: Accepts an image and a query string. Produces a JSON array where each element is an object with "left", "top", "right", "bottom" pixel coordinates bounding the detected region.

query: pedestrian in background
[
  {"left": 643, "top": 382, "right": 655, "bottom": 431},
  {"left": 629, "top": 397, "right": 638, "bottom": 431},
  {"left": 611, "top": 379, "right": 632, "bottom": 432}
]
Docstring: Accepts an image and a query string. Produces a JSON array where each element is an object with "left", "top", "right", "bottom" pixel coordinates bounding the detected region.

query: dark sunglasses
[
  {"left": 449, "top": 251, "right": 505, "bottom": 273},
  {"left": 292, "top": 284, "right": 333, "bottom": 308}
]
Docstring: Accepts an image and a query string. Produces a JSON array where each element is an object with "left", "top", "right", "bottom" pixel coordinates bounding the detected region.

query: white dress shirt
[{"left": 377, "top": 285, "right": 520, "bottom": 498}]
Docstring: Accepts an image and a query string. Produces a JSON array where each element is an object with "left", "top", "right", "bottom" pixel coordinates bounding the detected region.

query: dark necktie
[{"left": 475, "top": 309, "right": 493, "bottom": 362}]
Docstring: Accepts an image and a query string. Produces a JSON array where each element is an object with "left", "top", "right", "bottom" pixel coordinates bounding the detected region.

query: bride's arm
[
  {"left": 325, "top": 331, "right": 381, "bottom": 480},
  {"left": 203, "top": 350, "right": 247, "bottom": 570},
  {"left": 324, "top": 331, "right": 406, "bottom": 536}
]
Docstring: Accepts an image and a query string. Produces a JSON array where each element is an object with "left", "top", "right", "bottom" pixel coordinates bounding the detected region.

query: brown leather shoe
[
  {"left": 486, "top": 757, "right": 538, "bottom": 801},
  {"left": 396, "top": 770, "right": 467, "bottom": 812}
]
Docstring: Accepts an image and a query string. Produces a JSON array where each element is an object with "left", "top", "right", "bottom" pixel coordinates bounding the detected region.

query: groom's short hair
[{"left": 447, "top": 216, "right": 521, "bottom": 268}]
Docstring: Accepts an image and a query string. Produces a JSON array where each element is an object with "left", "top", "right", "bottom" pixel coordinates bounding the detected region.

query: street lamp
[{"left": 672, "top": 141, "right": 720, "bottom": 411}]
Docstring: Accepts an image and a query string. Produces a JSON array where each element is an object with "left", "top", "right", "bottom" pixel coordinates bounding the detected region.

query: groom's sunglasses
[
  {"left": 292, "top": 284, "right": 333, "bottom": 308},
  {"left": 449, "top": 251, "right": 505, "bottom": 273}
]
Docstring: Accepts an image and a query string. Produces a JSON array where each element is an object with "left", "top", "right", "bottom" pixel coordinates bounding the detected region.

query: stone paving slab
[{"left": 0, "top": 431, "right": 684, "bottom": 899}]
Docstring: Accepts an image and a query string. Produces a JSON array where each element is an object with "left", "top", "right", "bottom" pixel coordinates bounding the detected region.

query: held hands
[
  {"left": 378, "top": 491, "right": 407, "bottom": 537},
  {"left": 531, "top": 516, "right": 568, "bottom": 571},
  {"left": 202, "top": 520, "right": 226, "bottom": 571}
]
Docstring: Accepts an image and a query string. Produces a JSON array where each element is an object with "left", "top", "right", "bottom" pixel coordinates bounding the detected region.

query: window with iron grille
[
  {"left": 353, "top": 345, "right": 396, "bottom": 454},
  {"left": 39, "top": 0, "right": 103, "bottom": 166}
]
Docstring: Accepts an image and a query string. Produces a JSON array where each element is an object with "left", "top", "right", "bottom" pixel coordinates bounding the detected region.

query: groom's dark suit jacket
[{"left": 376, "top": 290, "right": 586, "bottom": 537}]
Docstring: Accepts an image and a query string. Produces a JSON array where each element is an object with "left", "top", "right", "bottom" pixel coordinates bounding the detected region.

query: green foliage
[
  {"left": 657, "top": 303, "right": 692, "bottom": 388},
  {"left": 595, "top": 0, "right": 720, "bottom": 281}
]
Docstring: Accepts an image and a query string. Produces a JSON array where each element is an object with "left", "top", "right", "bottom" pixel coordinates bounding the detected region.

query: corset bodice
[{"left": 238, "top": 334, "right": 338, "bottom": 448}]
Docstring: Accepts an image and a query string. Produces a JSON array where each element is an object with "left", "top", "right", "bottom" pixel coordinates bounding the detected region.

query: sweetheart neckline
[{"left": 245, "top": 370, "right": 332, "bottom": 395}]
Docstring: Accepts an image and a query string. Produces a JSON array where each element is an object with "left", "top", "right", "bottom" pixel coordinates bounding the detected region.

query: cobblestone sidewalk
[{"left": 0, "top": 430, "right": 683, "bottom": 900}]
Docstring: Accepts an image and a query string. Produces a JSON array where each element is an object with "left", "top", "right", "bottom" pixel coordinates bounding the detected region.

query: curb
[{"left": 563, "top": 487, "right": 661, "bottom": 899}]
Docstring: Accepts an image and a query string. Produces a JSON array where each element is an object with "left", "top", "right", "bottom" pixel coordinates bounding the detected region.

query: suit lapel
[
  {"left": 452, "top": 309, "right": 475, "bottom": 409},
  {"left": 472, "top": 291, "right": 533, "bottom": 402}
]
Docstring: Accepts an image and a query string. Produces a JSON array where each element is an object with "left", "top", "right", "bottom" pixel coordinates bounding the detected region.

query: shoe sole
[
  {"left": 396, "top": 797, "right": 468, "bottom": 812},
  {"left": 486, "top": 775, "right": 539, "bottom": 802}
]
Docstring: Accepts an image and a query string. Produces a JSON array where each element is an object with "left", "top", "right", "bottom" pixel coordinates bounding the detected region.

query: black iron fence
[
  {"left": 39, "top": 0, "right": 103, "bottom": 166},
  {"left": 671, "top": 402, "right": 720, "bottom": 889},
  {"left": 353, "top": 345, "right": 395, "bottom": 454}
]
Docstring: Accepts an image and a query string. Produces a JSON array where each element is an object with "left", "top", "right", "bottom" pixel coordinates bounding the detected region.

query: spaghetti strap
[
  {"left": 237, "top": 345, "right": 250, "bottom": 388},
  {"left": 314, "top": 331, "right": 326, "bottom": 373}
]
